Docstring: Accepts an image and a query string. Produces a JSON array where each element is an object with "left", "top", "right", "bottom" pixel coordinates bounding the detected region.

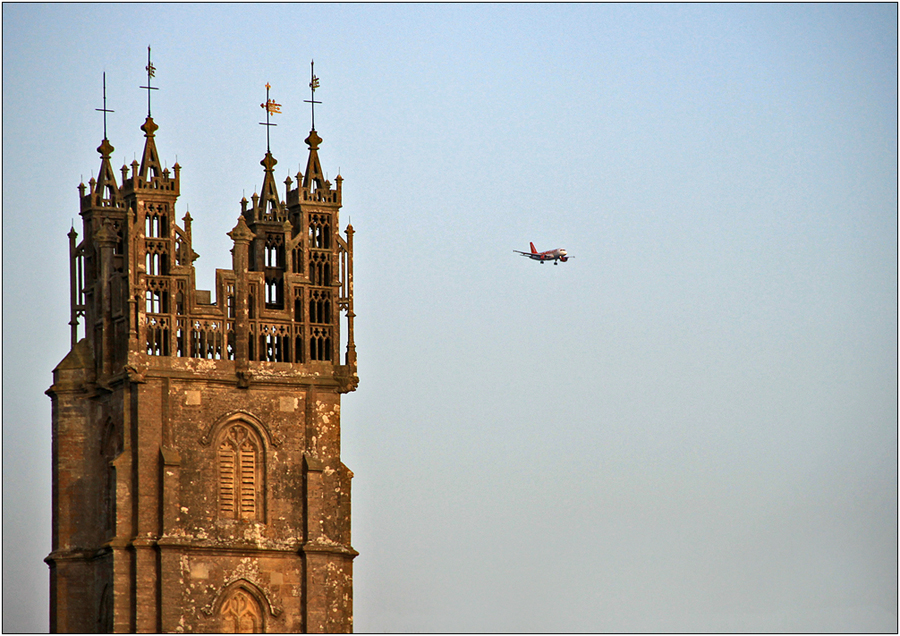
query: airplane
[{"left": 514, "top": 242, "right": 572, "bottom": 265}]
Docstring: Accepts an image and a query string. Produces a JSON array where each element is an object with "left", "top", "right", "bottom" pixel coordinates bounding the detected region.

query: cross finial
[
  {"left": 259, "top": 82, "right": 282, "bottom": 153},
  {"left": 304, "top": 60, "right": 321, "bottom": 131},
  {"left": 139, "top": 46, "right": 158, "bottom": 117},
  {"left": 96, "top": 72, "right": 114, "bottom": 140}
]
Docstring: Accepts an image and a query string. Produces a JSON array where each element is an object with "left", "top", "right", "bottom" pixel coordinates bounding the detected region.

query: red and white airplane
[{"left": 514, "top": 242, "right": 572, "bottom": 265}]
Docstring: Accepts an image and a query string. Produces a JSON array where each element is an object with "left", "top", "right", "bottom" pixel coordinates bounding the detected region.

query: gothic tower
[{"left": 45, "top": 62, "right": 358, "bottom": 633}]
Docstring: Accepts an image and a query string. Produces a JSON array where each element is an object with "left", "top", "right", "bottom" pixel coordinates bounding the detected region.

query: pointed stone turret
[
  {"left": 139, "top": 116, "right": 162, "bottom": 181},
  {"left": 122, "top": 116, "right": 179, "bottom": 195},
  {"left": 287, "top": 129, "right": 340, "bottom": 206},
  {"left": 246, "top": 151, "right": 286, "bottom": 223},
  {"left": 302, "top": 130, "right": 325, "bottom": 192},
  {"left": 91, "top": 137, "right": 121, "bottom": 207}
]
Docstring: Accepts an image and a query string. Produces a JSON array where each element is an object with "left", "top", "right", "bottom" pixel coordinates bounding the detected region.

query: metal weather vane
[
  {"left": 304, "top": 60, "right": 321, "bottom": 131},
  {"left": 96, "top": 72, "right": 114, "bottom": 139},
  {"left": 139, "top": 46, "right": 158, "bottom": 117},
  {"left": 259, "top": 82, "right": 282, "bottom": 153}
]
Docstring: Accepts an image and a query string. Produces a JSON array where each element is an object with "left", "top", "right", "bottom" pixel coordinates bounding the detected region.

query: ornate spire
[
  {"left": 136, "top": 50, "right": 166, "bottom": 186},
  {"left": 250, "top": 151, "right": 285, "bottom": 222},
  {"left": 301, "top": 62, "right": 326, "bottom": 193},
  {"left": 302, "top": 129, "right": 325, "bottom": 193},
  {"left": 247, "top": 83, "right": 285, "bottom": 222},
  {"left": 138, "top": 116, "right": 163, "bottom": 182},
  {"left": 91, "top": 73, "right": 120, "bottom": 207}
]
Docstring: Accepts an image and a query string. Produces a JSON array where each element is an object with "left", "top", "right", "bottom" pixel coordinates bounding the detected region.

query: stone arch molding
[
  {"left": 201, "top": 576, "right": 283, "bottom": 619},
  {"left": 199, "top": 409, "right": 284, "bottom": 448}
]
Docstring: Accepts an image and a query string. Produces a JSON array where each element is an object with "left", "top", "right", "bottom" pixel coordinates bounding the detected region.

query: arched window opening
[
  {"left": 191, "top": 320, "right": 225, "bottom": 360},
  {"left": 220, "top": 588, "right": 263, "bottom": 634},
  {"left": 265, "top": 245, "right": 279, "bottom": 268},
  {"left": 309, "top": 214, "right": 331, "bottom": 249},
  {"left": 309, "top": 290, "right": 332, "bottom": 324},
  {"left": 265, "top": 277, "right": 283, "bottom": 310},
  {"left": 145, "top": 315, "right": 170, "bottom": 356},
  {"left": 308, "top": 253, "right": 331, "bottom": 286},
  {"left": 309, "top": 327, "right": 332, "bottom": 362},
  {"left": 218, "top": 424, "right": 261, "bottom": 521},
  {"left": 145, "top": 249, "right": 169, "bottom": 276},
  {"left": 145, "top": 289, "right": 168, "bottom": 314},
  {"left": 146, "top": 290, "right": 158, "bottom": 314},
  {"left": 100, "top": 183, "right": 117, "bottom": 206},
  {"left": 145, "top": 209, "right": 169, "bottom": 238}
]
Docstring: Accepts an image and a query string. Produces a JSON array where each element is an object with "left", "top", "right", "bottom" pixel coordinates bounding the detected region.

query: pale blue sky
[{"left": 3, "top": 3, "right": 897, "bottom": 632}]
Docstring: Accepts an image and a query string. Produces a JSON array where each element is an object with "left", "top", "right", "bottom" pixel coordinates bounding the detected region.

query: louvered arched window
[{"left": 218, "top": 424, "right": 261, "bottom": 521}]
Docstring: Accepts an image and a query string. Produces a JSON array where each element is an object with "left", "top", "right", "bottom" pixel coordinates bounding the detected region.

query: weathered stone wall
[
  {"left": 48, "top": 348, "right": 355, "bottom": 632},
  {"left": 144, "top": 359, "right": 353, "bottom": 632}
]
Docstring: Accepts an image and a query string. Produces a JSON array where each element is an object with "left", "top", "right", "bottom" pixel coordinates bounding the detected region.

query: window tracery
[
  {"left": 309, "top": 214, "right": 331, "bottom": 249},
  {"left": 265, "top": 276, "right": 283, "bottom": 309},
  {"left": 220, "top": 588, "right": 263, "bottom": 633},
  {"left": 145, "top": 315, "right": 170, "bottom": 356},
  {"left": 308, "top": 252, "right": 331, "bottom": 286},
  {"left": 309, "top": 290, "right": 332, "bottom": 324},
  {"left": 252, "top": 323, "right": 291, "bottom": 362},
  {"left": 292, "top": 245, "right": 303, "bottom": 274},
  {"left": 145, "top": 241, "right": 169, "bottom": 275},
  {"left": 309, "top": 326, "right": 332, "bottom": 362},
  {"left": 145, "top": 204, "right": 168, "bottom": 238},
  {"left": 264, "top": 234, "right": 284, "bottom": 268},
  {"left": 190, "top": 319, "right": 226, "bottom": 360}
]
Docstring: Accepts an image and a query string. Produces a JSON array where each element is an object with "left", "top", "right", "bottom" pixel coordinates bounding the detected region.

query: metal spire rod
[
  {"left": 96, "top": 72, "right": 114, "bottom": 139},
  {"left": 139, "top": 46, "right": 158, "bottom": 117},
  {"left": 259, "top": 82, "right": 282, "bottom": 153},
  {"left": 304, "top": 60, "right": 321, "bottom": 131}
]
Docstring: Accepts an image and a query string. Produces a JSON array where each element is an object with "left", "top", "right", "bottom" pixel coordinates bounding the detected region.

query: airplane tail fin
[{"left": 529, "top": 242, "right": 537, "bottom": 254}]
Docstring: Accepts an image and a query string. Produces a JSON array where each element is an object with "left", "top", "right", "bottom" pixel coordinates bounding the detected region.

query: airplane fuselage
[{"left": 514, "top": 243, "right": 570, "bottom": 264}]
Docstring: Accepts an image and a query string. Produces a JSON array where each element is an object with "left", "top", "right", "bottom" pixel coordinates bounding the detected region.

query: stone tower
[{"left": 45, "top": 67, "right": 358, "bottom": 632}]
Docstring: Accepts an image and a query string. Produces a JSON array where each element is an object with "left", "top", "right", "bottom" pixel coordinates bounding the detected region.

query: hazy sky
[{"left": 3, "top": 3, "right": 897, "bottom": 632}]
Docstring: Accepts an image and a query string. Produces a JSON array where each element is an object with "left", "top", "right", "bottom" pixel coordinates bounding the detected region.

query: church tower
[{"left": 45, "top": 58, "right": 358, "bottom": 633}]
